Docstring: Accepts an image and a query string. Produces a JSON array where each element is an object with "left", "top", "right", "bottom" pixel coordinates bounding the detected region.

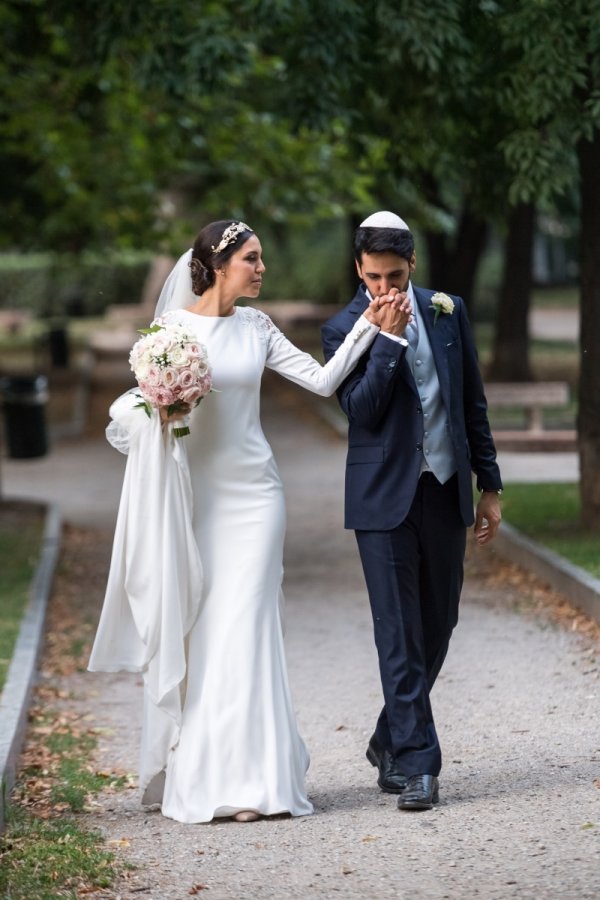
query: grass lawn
[
  {"left": 0, "top": 810, "right": 121, "bottom": 898},
  {"left": 500, "top": 482, "right": 600, "bottom": 579},
  {"left": 1, "top": 703, "right": 130, "bottom": 898},
  {"left": 0, "top": 522, "right": 131, "bottom": 898},
  {"left": 0, "top": 502, "right": 44, "bottom": 692},
  {"left": 531, "top": 284, "right": 578, "bottom": 308}
]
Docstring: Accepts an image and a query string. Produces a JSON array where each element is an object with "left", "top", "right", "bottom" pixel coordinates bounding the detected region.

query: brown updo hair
[{"left": 190, "top": 220, "right": 254, "bottom": 295}]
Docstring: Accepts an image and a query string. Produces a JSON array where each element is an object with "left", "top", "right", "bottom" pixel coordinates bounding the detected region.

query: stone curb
[
  {"left": 313, "top": 398, "right": 599, "bottom": 627},
  {"left": 0, "top": 501, "right": 62, "bottom": 834},
  {"left": 494, "top": 520, "right": 600, "bottom": 626}
]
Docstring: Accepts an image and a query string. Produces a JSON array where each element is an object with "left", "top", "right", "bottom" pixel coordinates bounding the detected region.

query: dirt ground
[{"left": 15, "top": 377, "right": 600, "bottom": 899}]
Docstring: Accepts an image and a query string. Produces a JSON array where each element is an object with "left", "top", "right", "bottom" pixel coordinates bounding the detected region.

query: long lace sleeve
[{"left": 243, "top": 309, "right": 379, "bottom": 397}]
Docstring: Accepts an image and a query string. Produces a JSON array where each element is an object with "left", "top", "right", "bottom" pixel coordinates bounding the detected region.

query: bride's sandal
[{"left": 233, "top": 810, "right": 260, "bottom": 822}]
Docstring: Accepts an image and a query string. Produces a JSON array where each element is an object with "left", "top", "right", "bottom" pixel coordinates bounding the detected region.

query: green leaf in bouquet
[
  {"left": 137, "top": 324, "right": 164, "bottom": 335},
  {"left": 166, "top": 400, "right": 187, "bottom": 417},
  {"left": 134, "top": 399, "right": 152, "bottom": 418}
]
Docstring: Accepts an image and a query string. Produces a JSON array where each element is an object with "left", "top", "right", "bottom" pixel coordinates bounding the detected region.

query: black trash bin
[
  {"left": 0, "top": 374, "right": 49, "bottom": 459},
  {"left": 48, "top": 326, "right": 70, "bottom": 368}
]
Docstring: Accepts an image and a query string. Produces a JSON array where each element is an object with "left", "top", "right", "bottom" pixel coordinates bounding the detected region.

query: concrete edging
[
  {"left": 494, "top": 520, "right": 600, "bottom": 626},
  {"left": 0, "top": 501, "right": 62, "bottom": 833}
]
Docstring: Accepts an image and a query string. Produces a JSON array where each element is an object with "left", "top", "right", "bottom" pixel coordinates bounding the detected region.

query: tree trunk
[
  {"left": 347, "top": 212, "right": 363, "bottom": 295},
  {"left": 422, "top": 228, "right": 450, "bottom": 290},
  {"left": 446, "top": 209, "right": 489, "bottom": 313},
  {"left": 487, "top": 202, "right": 535, "bottom": 381},
  {"left": 419, "top": 173, "right": 451, "bottom": 290},
  {"left": 577, "top": 128, "right": 600, "bottom": 529},
  {"left": 423, "top": 206, "right": 488, "bottom": 314}
]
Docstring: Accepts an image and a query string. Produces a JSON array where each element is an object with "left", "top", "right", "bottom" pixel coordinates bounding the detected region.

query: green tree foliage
[
  {"left": 491, "top": 0, "right": 600, "bottom": 526},
  {"left": 0, "top": 0, "right": 384, "bottom": 251},
  {"left": 497, "top": 0, "right": 598, "bottom": 205},
  {"left": 334, "top": 2, "right": 526, "bottom": 311},
  {"left": 0, "top": 1, "right": 184, "bottom": 250}
]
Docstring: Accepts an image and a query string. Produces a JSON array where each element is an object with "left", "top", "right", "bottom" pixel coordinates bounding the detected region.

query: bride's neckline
[{"left": 181, "top": 306, "right": 238, "bottom": 319}]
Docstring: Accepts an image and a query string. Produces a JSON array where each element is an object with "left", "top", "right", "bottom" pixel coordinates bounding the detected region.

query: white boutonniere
[{"left": 430, "top": 292, "right": 455, "bottom": 325}]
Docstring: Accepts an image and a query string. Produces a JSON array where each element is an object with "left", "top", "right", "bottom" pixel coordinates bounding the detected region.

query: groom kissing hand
[{"left": 321, "top": 210, "right": 502, "bottom": 811}]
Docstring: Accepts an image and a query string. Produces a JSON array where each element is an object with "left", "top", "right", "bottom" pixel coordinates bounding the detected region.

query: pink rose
[
  {"left": 154, "top": 388, "right": 173, "bottom": 406},
  {"left": 180, "top": 386, "right": 203, "bottom": 404},
  {"left": 145, "top": 364, "right": 162, "bottom": 386},
  {"left": 139, "top": 383, "right": 158, "bottom": 404},
  {"left": 177, "top": 368, "right": 195, "bottom": 389},
  {"left": 162, "top": 366, "right": 178, "bottom": 388}
]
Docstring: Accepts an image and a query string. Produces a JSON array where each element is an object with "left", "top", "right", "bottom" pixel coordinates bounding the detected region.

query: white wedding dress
[{"left": 89, "top": 305, "right": 378, "bottom": 824}]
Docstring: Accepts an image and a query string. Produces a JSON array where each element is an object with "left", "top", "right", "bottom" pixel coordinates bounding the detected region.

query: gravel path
[{"left": 50, "top": 377, "right": 599, "bottom": 898}]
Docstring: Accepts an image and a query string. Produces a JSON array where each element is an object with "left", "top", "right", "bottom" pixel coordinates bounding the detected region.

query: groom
[{"left": 321, "top": 211, "right": 502, "bottom": 810}]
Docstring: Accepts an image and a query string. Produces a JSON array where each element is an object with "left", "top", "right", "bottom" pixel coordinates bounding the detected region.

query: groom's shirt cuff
[{"left": 380, "top": 331, "right": 408, "bottom": 346}]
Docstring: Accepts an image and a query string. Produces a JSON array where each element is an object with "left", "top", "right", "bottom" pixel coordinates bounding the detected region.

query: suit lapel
[{"left": 348, "top": 285, "right": 370, "bottom": 319}]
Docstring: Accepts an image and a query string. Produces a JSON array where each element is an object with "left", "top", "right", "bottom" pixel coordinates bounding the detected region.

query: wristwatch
[{"left": 480, "top": 488, "right": 502, "bottom": 495}]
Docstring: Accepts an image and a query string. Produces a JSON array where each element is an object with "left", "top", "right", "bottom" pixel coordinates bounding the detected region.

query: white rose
[
  {"left": 170, "top": 345, "right": 189, "bottom": 366},
  {"left": 432, "top": 292, "right": 454, "bottom": 314},
  {"left": 134, "top": 359, "right": 151, "bottom": 379},
  {"left": 430, "top": 292, "right": 455, "bottom": 324}
]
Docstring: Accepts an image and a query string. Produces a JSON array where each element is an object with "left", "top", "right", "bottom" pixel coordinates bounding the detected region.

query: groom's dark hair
[{"left": 353, "top": 226, "right": 415, "bottom": 264}]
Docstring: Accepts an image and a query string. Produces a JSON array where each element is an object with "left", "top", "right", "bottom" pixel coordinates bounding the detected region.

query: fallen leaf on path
[{"left": 470, "top": 555, "right": 600, "bottom": 644}]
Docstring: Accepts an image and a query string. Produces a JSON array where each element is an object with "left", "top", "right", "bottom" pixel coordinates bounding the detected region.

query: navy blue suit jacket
[{"left": 321, "top": 284, "right": 502, "bottom": 531}]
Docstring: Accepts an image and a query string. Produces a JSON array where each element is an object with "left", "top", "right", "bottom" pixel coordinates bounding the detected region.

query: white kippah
[{"left": 360, "top": 210, "right": 410, "bottom": 230}]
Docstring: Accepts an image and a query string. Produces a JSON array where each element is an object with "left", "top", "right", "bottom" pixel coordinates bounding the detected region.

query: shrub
[{"left": 0, "top": 252, "right": 152, "bottom": 318}]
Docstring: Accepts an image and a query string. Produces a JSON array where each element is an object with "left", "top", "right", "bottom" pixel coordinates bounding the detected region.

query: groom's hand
[
  {"left": 369, "top": 290, "right": 412, "bottom": 336},
  {"left": 474, "top": 492, "right": 502, "bottom": 544}
]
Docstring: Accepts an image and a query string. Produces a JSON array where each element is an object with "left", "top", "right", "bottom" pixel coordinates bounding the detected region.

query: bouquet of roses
[{"left": 129, "top": 322, "right": 212, "bottom": 437}]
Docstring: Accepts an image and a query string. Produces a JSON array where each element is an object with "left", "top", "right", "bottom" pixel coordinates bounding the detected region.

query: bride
[{"left": 88, "top": 219, "right": 410, "bottom": 824}]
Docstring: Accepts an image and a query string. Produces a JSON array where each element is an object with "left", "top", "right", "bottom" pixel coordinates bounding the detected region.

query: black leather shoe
[
  {"left": 366, "top": 736, "right": 408, "bottom": 794},
  {"left": 397, "top": 774, "right": 439, "bottom": 810}
]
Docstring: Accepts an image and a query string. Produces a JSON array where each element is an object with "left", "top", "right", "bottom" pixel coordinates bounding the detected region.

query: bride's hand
[{"left": 159, "top": 403, "right": 191, "bottom": 423}]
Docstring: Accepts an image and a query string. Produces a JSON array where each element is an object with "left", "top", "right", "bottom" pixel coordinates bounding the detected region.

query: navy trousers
[{"left": 355, "top": 472, "right": 466, "bottom": 776}]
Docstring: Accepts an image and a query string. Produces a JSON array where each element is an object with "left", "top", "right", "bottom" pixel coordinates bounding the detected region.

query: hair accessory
[
  {"left": 211, "top": 221, "right": 251, "bottom": 255},
  {"left": 360, "top": 211, "right": 409, "bottom": 230}
]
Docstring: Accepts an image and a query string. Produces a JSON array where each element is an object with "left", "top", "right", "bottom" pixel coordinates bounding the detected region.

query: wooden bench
[
  {"left": 485, "top": 382, "right": 570, "bottom": 432},
  {"left": 484, "top": 381, "right": 575, "bottom": 451},
  {"left": 88, "top": 329, "right": 137, "bottom": 387},
  {"left": 255, "top": 301, "right": 340, "bottom": 329}
]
